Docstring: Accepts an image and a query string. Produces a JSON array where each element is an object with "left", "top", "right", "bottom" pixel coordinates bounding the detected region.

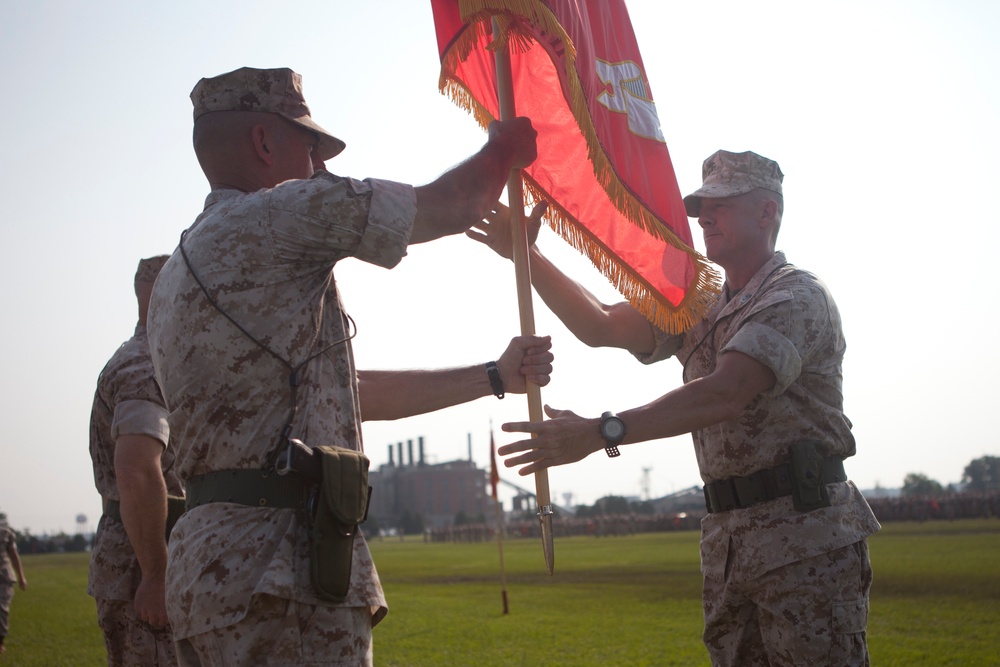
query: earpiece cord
[{"left": 178, "top": 229, "right": 357, "bottom": 471}]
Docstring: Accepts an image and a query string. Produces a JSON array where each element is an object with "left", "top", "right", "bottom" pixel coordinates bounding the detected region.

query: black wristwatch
[{"left": 599, "top": 411, "right": 625, "bottom": 458}]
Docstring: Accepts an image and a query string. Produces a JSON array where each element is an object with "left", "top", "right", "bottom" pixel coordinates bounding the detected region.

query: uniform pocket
[{"left": 832, "top": 597, "right": 869, "bottom": 635}]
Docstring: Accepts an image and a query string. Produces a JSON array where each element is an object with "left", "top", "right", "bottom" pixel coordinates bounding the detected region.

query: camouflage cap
[
  {"left": 190, "top": 67, "right": 345, "bottom": 161},
  {"left": 134, "top": 255, "right": 169, "bottom": 289},
  {"left": 683, "top": 150, "right": 783, "bottom": 217}
]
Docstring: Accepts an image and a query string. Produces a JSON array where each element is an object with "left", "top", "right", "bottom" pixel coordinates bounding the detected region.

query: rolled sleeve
[
  {"left": 633, "top": 325, "right": 684, "bottom": 365},
  {"left": 353, "top": 178, "right": 416, "bottom": 269},
  {"left": 723, "top": 321, "right": 801, "bottom": 395},
  {"left": 111, "top": 399, "right": 169, "bottom": 446}
]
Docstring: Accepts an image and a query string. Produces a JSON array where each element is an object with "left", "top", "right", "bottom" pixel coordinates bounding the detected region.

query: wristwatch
[{"left": 599, "top": 411, "right": 626, "bottom": 458}]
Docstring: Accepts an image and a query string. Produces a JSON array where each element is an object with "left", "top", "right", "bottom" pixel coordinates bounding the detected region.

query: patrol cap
[
  {"left": 190, "top": 67, "right": 346, "bottom": 161},
  {"left": 683, "top": 150, "right": 783, "bottom": 217},
  {"left": 134, "top": 255, "right": 169, "bottom": 291}
]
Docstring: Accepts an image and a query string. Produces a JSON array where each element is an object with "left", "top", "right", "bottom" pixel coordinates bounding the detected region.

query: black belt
[
  {"left": 104, "top": 499, "right": 122, "bottom": 522},
  {"left": 185, "top": 469, "right": 314, "bottom": 511},
  {"left": 103, "top": 496, "right": 188, "bottom": 541},
  {"left": 704, "top": 457, "right": 846, "bottom": 514}
]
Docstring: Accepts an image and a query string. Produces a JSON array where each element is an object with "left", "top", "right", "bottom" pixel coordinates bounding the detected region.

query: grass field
[{"left": 4, "top": 519, "right": 999, "bottom": 666}]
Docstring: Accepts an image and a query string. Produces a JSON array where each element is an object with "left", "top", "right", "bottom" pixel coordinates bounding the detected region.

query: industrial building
[{"left": 368, "top": 436, "right": 502, "bottom": 530}]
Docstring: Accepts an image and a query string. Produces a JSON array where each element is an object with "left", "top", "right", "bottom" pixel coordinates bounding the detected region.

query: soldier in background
[
  {"left": 0, "top": 522, "right": 27, "bottom": 655},
  {"left": 88, "top": 255, "right": 181, "bottom": 666}
]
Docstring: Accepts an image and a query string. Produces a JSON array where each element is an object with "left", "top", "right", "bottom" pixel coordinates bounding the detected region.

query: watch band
[
  {"left": 486, "top": 361, "right": 505, "bottom": 399},
  {"left": 600, "top": 411, "right": 624, "bottom": 458}
]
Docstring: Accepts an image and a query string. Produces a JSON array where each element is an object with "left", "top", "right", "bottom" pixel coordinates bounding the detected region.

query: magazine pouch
[
  {"left": 789, "top": 440, "right": 831, "bottom": 512},
  {"left": 309, "top": 446, "right": 371, "bottom": 602}
]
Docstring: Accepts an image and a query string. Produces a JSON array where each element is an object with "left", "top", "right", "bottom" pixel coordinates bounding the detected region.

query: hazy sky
[{"left": 1, "top": 1, "right": 997, "bottom": 535}]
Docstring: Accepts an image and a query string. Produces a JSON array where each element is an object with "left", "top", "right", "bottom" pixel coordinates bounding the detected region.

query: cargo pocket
[{"left": 832, "top": 597, "right": 869, "bottom": 635}]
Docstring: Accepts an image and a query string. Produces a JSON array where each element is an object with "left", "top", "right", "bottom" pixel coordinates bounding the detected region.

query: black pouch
[
  {"left": 308, "top": 446, "right": 371, "bottom": 602},
  {"left": 165, "top": 495, "right": 187, "bottom": 541},
  {"left": 789, "top": 441, "right": 831, "bottom": 512}
]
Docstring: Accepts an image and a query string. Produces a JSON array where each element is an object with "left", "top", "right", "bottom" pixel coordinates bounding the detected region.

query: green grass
[
  {"left": 5, "top": 520, "right": 1000, "bottom": 666},
  {"left": 3, "top": 553, "right": 106, "bottom": 666}
]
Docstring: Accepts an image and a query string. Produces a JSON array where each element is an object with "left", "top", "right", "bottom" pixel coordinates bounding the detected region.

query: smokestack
[
  {"left": 467, "top": 432, "right": 472, "bottom": 461},
  {"left": 388, "top": 444, "right": 394, "bottom": 466},
  {"left": 418, "top": 436, "right": 425, "bottom": 466},
  {"left": 397, "top": 442, "right": 403, "bottom": 468},
  {"left": 407, "top": 439, "right": 414, "bottom": 466}
]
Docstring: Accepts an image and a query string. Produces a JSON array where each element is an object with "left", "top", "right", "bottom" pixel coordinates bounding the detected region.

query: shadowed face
[{"left": 697, "top": 192, "right": 766, "bottom": 268}]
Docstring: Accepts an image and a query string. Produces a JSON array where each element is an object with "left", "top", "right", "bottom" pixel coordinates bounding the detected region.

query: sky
[{"left": 1, "top": 0, "right": 998, "bottom": 535}]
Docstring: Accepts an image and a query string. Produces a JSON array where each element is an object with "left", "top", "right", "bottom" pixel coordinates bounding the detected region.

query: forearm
[
  {"left": 10, "top": 550, "right": 25, "bottom": 584},
  {"left": 411, "top": 141, "right": 515, "bottom": 244},
  {"left": 359, "top": 367, "right": 493, "bottom": 421},
  {"left": 115, "top": 438, "right": 168, "bottom": 579},
  {"left": 530, "top": 248, "right": 655, "bottom": 354}
]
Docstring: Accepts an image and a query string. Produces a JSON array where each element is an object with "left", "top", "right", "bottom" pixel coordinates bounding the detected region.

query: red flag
[
  {"left": 431, "top": 0, "right": 719, "bottom": 333},
  {"left": 489, "top": 430, "right": 500, "bottom": 500}
]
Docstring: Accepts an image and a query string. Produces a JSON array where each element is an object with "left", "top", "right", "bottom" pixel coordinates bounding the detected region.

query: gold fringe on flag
[{"left": 441, "top": 0, "right": 721, "bottom": 334}]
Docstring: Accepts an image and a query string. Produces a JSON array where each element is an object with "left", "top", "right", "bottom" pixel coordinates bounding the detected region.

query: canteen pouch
[
  {"left": 165, "top": 495, "right": 187, "bottom": 541},
  {"left": 789, "top": 441, "right": 831, "bottom": 512},
  {"left": 309, "top": 446, "right": 371, "bottom": 602}
]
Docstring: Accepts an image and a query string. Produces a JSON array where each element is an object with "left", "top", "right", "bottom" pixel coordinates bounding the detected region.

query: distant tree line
[{"left": 901, "top": 455, "right": 999, "bottom": 497}]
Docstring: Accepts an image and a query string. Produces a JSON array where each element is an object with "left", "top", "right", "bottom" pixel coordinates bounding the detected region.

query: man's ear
[
  {"left": 760, "top": 198, "right": 778, "bottom": 224},
  {"left": 251, "top": 124, "right": 274, "bottom": 166}
]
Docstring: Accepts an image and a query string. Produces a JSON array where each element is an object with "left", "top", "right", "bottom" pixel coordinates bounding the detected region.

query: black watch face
[{"left": 603, "top": 418, "right": 624, "bottom": 441}]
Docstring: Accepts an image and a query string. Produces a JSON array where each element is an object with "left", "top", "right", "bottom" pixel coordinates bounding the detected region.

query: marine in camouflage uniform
[
  {"left": 493, "top": 151, "right": 879, "bottom": 666},
  {"left": 147, "top": 67, "right": 542, "bottom": 666},
  {"left": 88, "top": 256, "right": 182, "bottom": 667},
  {"left": 0, "top": 525, "right": 27, "bottom": 654}
]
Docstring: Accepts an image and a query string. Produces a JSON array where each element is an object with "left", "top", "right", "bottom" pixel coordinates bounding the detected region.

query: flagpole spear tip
[{"left": 538, "top": 504, "right": 555, "bottom": 575}]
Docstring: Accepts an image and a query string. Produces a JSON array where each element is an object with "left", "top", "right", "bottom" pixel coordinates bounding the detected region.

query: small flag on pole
[{"left": 490, "top": 430, "right": 500, "bottom": 501}]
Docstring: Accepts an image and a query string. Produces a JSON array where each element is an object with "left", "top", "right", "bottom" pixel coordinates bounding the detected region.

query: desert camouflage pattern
[
  {"left": 0, "top": 528, "right": 14, "bottom": 586},
  {"left": 135, "top": 255, "right": 170, "bottom": 287},
  {"left": 638, "top": 252, "right": 879, "bottom": 662},
  {"left": 703, "top": 540, "right": 872, "bottom": 666},
  {"left": 96, "top": 599, "right": 178, "bottom": 667},
  {"left": 147, "top": 172, "right": 415, "bottom": 640},
  {"left": 175, "top": 594, "right": 373, "bottom": 667},
  {"left": 191, "top": 66, "right": 345, "bottom": 161},
  {"left": 683, "top": 149, "right": 784, "bottom": 217},
  {"left": 87, "top": 325, "right": 181, "bottom": 664},
  {"left": 0, "top": 527, "right": 16, "bottom": 639},
  {"left": 88, "top": 325, "right": 181, "bottom": 601}
]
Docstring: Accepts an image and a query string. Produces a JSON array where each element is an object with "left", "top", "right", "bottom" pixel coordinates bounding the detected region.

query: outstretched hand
[
  {"left": 495, "top": 335, "right": 554, "bottom": 393},
  {"left": 498, "top": 404, "right": 606, "bottom": 475},
  {"left": 467, "top": 201, "right": 547, "bottom": 260}
]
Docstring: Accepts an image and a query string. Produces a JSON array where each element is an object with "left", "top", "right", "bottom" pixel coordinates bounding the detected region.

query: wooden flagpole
[{"left": 491, "top": 18, "right": 555, "bottom": 575}]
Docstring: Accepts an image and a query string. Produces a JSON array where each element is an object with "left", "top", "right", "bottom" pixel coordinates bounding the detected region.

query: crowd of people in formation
[
  {"left": 419, "top": 489, "right": 1000, "bottom": 544},
  {"left": 866, "top": 490, "right": 1000, "bottom": 523},
  {"left": 421, "top": 512, "right": 705, "bottom": 543}
]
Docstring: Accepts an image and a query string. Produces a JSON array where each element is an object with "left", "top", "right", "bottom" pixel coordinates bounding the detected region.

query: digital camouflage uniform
[
  {"left": 640, "top": 251, "right": 880, "bottom": 666},
  {"left": 0, "top": 526, "right": 19, "bottom": 645},
  {"left": 148, "top": 172, "right": 415, "bottom": 665},
  {"left": 88, "top": 323, "right": 182, "bottom": 666}
]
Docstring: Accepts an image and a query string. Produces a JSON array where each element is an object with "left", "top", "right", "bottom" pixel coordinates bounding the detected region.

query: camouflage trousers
[
  {"left": 0, "top": 581, "right": 12, "bottom": 639},
  {"left": 174, "top": 594, "right": 373, "bottom": 666},
  {"left": 96, "top": 598, "right": 178, "bottom": 667},
  {"left": 703, "top": 539, "right": 872, "bottom": 667}
]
